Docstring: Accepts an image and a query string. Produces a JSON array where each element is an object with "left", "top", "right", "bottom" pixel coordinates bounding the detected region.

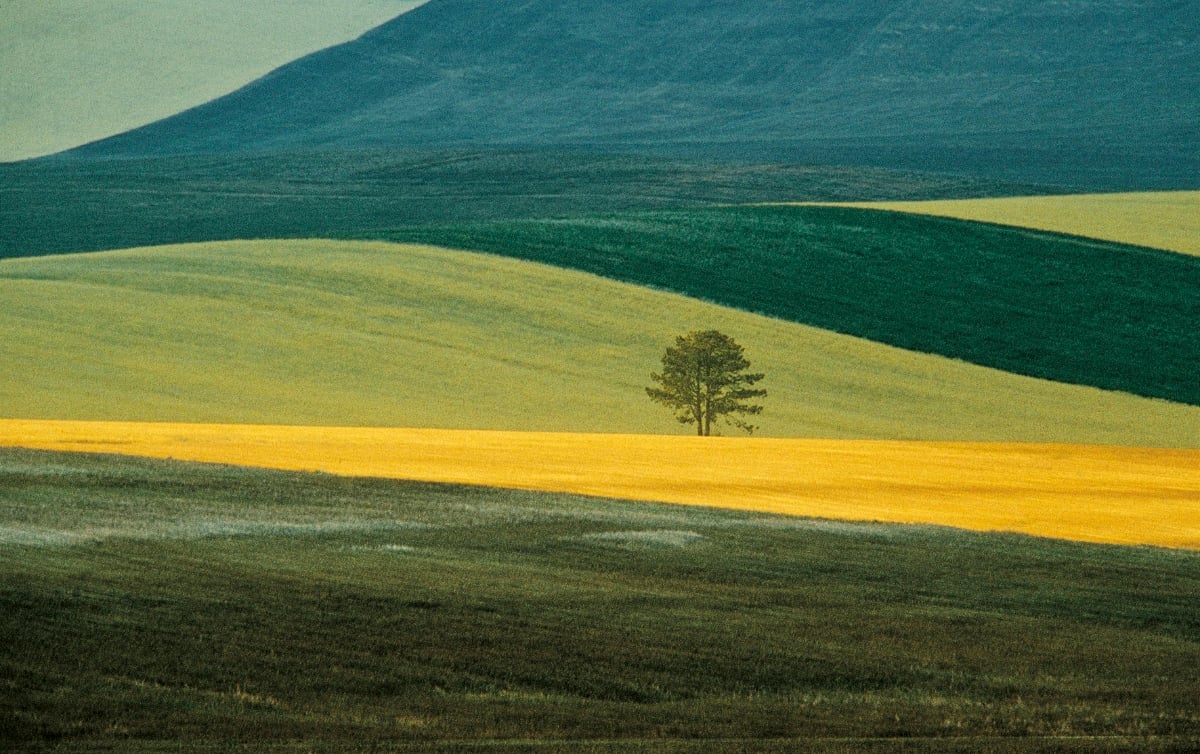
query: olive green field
[
  {"left": 2, "top": 449, "right": 1198, "bottom": 753},
  {"left": 3, "top": 239, "right": 1196, "bottom": 444}
]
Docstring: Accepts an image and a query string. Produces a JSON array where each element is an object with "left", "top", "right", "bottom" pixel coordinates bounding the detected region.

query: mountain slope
[
  {"left": 0, "top": 1, "right": 428, "bottom": 162},
  {"left": 66, "top": 0, "right": 1200, "bottom": 189},
  {"left": 3, "top": 239, "right": 1196, "bottom": 445}
]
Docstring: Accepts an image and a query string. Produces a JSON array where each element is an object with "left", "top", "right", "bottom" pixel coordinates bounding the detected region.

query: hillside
[
  {"left": 2, "top": 240, "right": 1196, "bottom": 445},
  {"left": 0, "top": 150, "right": 1030, "bottom": 259},
  {"left": 61, "top": 0, "right": 1200, "bottom": 189},
  {"left": 4, "top": 449, "right": 1198, "bottom": 750},
  {"left": 0, "top": 1, "right": 428, "bottom": 162},
  {"left": 390, "top": 206, "right": 1200, "bottom": 407}
]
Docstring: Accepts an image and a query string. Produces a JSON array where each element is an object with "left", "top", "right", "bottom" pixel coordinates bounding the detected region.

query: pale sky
[{"left": 0, "top": 1, "right": 430, "bottom": 161}]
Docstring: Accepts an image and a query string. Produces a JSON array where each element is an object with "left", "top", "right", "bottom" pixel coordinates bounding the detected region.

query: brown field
[{"left": 4, "top": 419, "right": 1197, "bottom": 550}]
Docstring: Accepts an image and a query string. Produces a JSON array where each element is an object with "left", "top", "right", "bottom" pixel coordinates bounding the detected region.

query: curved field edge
[
  {"left": 798, "top": 191, "right": 1200, "bottom": 257},
  {"left": 383, "top": 205, "right": 1200, "bottom": 406},
  {"left": 3, "top": 420, "right": 1198, "bottom": 550},
  {"left": 2, "top": 239, "right": 1198, "bottom": 445}
]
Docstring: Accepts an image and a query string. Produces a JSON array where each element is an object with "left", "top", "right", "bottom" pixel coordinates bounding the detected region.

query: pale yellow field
[
  {"left": 5, "top": 239, "right": 1199, "bottom": 446},
  {"left": 803, "top": 191, "right": 1200, "bottom": 256},
  {"left": 4, "top": 419, "right": 1197, "bottom": 550}
]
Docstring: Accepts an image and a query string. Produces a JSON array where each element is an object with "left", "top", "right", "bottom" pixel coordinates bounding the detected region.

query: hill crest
[{"left": 65, "top": 0, "right": 1200, "bottom": 189}]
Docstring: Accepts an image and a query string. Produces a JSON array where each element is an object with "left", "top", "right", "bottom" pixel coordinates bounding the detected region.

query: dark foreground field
[{"left": 2, "top": 448, "right": 1198, "bottom": 752}]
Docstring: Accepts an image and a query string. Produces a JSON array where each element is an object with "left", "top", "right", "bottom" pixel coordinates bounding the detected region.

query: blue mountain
[{"left": 66, "top": 0, "right": 1200, "bottom": 188}]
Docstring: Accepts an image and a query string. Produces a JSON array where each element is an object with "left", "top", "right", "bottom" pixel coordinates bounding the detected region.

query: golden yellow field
[
  {"left": 4, "top": 419, "right": 1197, "bottom": 550},
  {"left": 804, "top": 191, "right": 1200, "bottom": 256}
]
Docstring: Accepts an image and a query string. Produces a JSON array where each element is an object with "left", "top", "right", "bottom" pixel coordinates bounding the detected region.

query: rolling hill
[
  {"left": 2, "top": 239, "right": 1196, "bottom": 445},
  {"left": 0, "top": 0, "right": 428, "bottom": 162},
  {"left": 62, "top": 0, "right": 1200, "bottom": 189},
  {"left": 0, "top": 150, "right": 1031, "bottom": 260},
  {"left": 6, "top": 1, "right": 1196, "bottom": 749},
  {"left": 389, "top": 206, "right": 1200, "bottom": 407}
]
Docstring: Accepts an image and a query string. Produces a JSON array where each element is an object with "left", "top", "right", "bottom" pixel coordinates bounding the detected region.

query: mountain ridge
[{"left": 64, "top": 0, "right": 1200, "bottom": 189}]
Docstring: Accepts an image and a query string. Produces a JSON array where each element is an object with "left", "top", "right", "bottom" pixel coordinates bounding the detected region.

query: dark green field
[
  {"left": 2, "top": 448, "right": 1198, "bottom": 752},
  {"left": 0, "top": 149, "right": 1030, "bottom": 259},
  {"left": 5, "top": 152, "right": 1195, "bottom": 406},
  {"left": 387, "top": 206, "right": 1200, "bottom": 406}
]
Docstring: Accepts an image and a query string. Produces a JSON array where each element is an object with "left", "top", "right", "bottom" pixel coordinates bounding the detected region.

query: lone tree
[{"left": 646, "top": 329, "right": 766, "bottom": 435}]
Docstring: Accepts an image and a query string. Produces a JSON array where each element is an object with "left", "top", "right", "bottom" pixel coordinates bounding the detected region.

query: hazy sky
[{"left": 0, "top": 1, "right": 430, "bottom": 161}]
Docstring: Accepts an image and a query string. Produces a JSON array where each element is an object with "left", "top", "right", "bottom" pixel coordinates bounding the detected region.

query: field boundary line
[{"left": 2, "top": 419, "right": 1197, "bottom": 550}]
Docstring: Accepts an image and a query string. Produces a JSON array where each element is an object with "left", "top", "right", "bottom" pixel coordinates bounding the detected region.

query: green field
[
  {"left": 387, "top": 206, "right": 1200, "bottom": 406},
  {"left": 0, "top": 150, "right": 1030, "bottom": 259},
  {"left": 2, "top": 448, "right": 1198, "bottom": 752},
  {"left": 4, "top": 132, "right": 1196, "bottom": 753},
  {"left": 6, "top": 7, "right": 1198, "bottom": 751},
  {"left": 3, "top": 239, "right": 1197, "bottom": 444},
  {"left": 7, "top": 162, "right": 1192, "bottom": 409}
]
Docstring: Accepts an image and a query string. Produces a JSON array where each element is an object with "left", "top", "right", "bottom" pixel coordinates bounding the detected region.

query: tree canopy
[{"left": 646, "top": 330, "right": 766, "bottom": 436}]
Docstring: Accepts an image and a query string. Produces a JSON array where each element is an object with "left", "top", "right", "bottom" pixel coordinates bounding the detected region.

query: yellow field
[
  {"left": 804, "top": 191, "right": 1200, "bottom": 256},
  {"left": 4, "top": 419, "right": 1197, "bottom": 550}
]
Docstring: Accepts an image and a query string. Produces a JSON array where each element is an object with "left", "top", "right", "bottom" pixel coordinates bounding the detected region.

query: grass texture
[
  {"left": 3, "top": 421, "right": 1199, "bottom": 549},
  {"left": 389, "top": 205, "right": 1200, "bottom": 406},
  {"left": 813, "top": 192, "right": 1200, "bottom": 257},
  {"left": 2, "top": 239, "right": 1197, "bottom": 444},
  {"left": 2, "top": 448, "right": 1199, "bottom": 752},
  {"left": 0, "top": 150, "right": 1025, "bottom": 259}
]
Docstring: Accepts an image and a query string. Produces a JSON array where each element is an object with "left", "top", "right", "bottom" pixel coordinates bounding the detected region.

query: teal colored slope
[
  {"left": 0, "top": 151, "right": 1024, "bottom": 259},
  {"left": 67, "top": 0, "right": 1200, "bottom": 188},
  {"left": 387, "top": 205, "right": 1200, "bottom": 406}
]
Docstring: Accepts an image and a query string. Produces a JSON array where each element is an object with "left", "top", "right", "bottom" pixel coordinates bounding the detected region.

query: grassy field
[
  {"left": 388, "top": 205, "right": 1200, "bottom": 406},
  {"left": 2, "top": 448, "right": 1198, "bottom": 752},
  {"left": 0, "top": 149, "right": 1027, "bottom": 259},
  {"left": 811, "top": 192, "right": 1200, "bottom": 257},
  {"left": 3, "top": 239, "right": 1198, "bottom": 444},
  {"left": 4, "top": 421, "right": 1199, "bottom": 549}
]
